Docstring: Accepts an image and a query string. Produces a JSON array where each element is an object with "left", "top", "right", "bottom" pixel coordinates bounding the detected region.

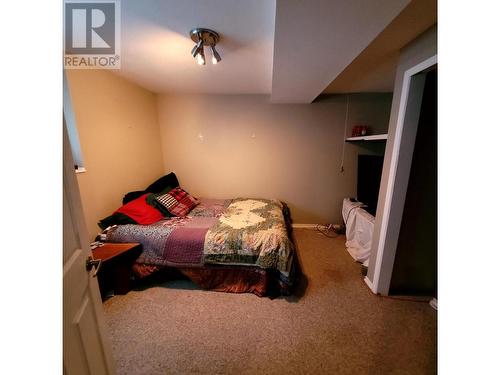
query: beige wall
[
  {"left": 66, "top": 70, "right": 164, "bottom": 239},
  {"left": 157, "top": 93, "right": 392, "bottom": 224},
  {"left": 65, "top": 70, "right": 392, "bottom": 232}
]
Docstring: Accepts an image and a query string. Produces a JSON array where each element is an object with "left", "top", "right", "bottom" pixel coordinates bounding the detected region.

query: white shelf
[{"left": 346, "top": 134, "right": 388, "bottom": 142}]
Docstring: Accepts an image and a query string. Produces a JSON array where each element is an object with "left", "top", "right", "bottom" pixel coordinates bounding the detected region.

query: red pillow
[
  {"left": 114, "top": 194, "right": 163, "bottom": 225},
  {"left": 154, "top": 187, "right": 199, "bottom": 217}
]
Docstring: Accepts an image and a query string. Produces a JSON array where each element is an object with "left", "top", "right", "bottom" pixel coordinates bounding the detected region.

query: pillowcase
[
  {"left": 114, "top": 194, "right": 163, "bottom": 225},
  {"left": 155, "top": 187, "right": 199, "bottom": 217},
  {"left": 145, "top": 172, "right": 179, "bottom": 194},
  {"left": 145, "top": 190, "right": 174, "bottom": 217},
  {"left": 98, "top": 212, "right": 137, "bottom": 230}
]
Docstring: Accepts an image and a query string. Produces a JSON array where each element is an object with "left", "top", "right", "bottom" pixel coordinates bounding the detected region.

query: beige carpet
[{"left": 103, "top": 229, "right": 437, "bottom": 374}]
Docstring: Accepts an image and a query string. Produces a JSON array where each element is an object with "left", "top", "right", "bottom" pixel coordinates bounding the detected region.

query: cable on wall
[{"left": 340, "top": 94, "right": 350, "bottom": 173}]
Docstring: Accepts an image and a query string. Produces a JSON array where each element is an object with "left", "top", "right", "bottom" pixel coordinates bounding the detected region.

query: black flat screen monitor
[{"left": 357, "top": 155, "right": 384, "bottom": 216}]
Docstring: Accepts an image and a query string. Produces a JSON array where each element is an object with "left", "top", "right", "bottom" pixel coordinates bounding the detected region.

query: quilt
[{"left": 203, "top": 198, "right": 294, "bottom": 281}]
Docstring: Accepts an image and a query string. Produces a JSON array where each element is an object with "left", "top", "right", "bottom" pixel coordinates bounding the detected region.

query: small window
[{"left": 63, "top": 71, "right": 85, "bottom": 173}]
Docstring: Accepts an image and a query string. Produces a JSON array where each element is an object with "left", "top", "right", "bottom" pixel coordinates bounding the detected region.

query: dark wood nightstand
[{"left": 92, "top": 242, "right": 142, "bottom": 298}]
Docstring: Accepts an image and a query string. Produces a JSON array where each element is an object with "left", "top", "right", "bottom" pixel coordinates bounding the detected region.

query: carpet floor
[{"left": 103, "top": 228, "right": 437, "bottom": 374}]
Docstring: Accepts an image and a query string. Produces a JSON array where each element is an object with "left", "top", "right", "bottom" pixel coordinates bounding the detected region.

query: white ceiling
[
  {"left": 323, "top": 0, "right": 437, "bottom": 94},
  {"left": 112, "top": 0, "right": 436, "bottom": 102},
  {"left": 115, "top": 0, "right": 276, "bottom": 94},
  {"left": 271, "top": 0, "right": 410, "bottom": 103}
]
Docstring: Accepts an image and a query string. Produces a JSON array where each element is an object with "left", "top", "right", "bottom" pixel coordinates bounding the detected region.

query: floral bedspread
[{"left": 203, "top": 198, "right": 294, "bottom": 282}]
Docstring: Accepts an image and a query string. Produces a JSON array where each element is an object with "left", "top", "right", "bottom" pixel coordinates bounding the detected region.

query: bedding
[
  {"left": 145, "top": 191, "right": 174, "bottom": 217},
  {"left": 114, "top": 193, "right": 163, "bottom": 225},
  {"left": 105, "top": 198, "right": 296, "bottom": 295},
  {"left": 145, "top": 172, "right": 179, "bottom": 193},
  {"left": 98, "top": 212, "right": 137, "bottom": 230},
  {"left": 122, "top": 191, "right": 147, "bottom": 205},
  {"left": 155, "top": 187, "right": 199, "bottom": 217},
  {"left": 122, "top": 172, "right": 180, "bottom": 204}
]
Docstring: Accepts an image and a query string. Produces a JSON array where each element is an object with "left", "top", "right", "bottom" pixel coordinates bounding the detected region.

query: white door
[{"left": 63, "top": 122, "right": 115, "bottom": 375}]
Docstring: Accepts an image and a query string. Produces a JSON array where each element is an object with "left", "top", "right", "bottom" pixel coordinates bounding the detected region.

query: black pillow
[
  {"left": 122, "top": 190, "right": 146, "bottom": 205},
  {"left": 145, "top": 172, "right": 179, "bottom": 194},
  {"left": 98, "top": 212, "right": 137, "bottom": 230}
]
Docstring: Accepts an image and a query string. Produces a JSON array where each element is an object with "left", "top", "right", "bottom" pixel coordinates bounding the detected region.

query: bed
[{"left": 102, "top": 197, "right": 297, "bottom": 297}]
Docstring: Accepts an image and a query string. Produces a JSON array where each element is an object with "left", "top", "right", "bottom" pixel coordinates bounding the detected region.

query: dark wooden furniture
[{"left": 92, "top": 242, "right": 142, "bottom": 298}]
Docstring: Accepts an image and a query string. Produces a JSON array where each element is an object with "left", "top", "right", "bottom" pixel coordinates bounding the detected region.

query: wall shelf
[{"left": 346, "top": 134, "right": 388, "bottom": 142}]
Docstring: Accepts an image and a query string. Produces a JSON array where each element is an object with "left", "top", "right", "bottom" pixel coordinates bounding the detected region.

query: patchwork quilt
[{"left": 203, "top": 199, "right": 294, "bottom": 280}]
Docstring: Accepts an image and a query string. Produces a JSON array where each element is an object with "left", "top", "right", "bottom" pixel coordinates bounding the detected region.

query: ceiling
[
  {"left": 271, "top": 0, "right": 411, "bottom": 103},
  {"left": 116, "top": 0, "right": 276, "bottom": 94},
  {"left": 113, "top": 0, "right": 436, "bottom": 102},
  {"left": 322, "top": 0, "right": 438, "bottom": 94}
]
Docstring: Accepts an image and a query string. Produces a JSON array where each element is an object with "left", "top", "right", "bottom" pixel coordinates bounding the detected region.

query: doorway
[
  {"left": 367, "top": 53, "right": 437, "bottom": 295},
  {"left": 389, "top": 68, "right": 437, "bottom": 296}
]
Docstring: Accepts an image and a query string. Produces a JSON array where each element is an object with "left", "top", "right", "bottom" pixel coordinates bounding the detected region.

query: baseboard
[
  {"left": 364, "top": 276, "right": 377, "bottom": 294},
  {"left": 291, "top": 224, "right": 318, "bottom": 229}
]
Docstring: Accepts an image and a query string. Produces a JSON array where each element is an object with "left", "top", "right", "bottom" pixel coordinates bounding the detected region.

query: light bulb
[
  {"left": 210, "top": 45, "right": 221, "bottom": 64},
  {"left": 196, "top": 53, "right": 205, "bottom": 65}
]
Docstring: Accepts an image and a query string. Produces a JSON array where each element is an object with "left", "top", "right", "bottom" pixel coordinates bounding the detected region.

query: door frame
[{"left": 366, "top": 54, "right": 437, "bottom": 295}]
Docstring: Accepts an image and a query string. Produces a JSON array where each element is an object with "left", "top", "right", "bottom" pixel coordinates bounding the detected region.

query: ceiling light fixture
[{"left": 190, "top": 28, "right": 221, "bottom": 66}]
